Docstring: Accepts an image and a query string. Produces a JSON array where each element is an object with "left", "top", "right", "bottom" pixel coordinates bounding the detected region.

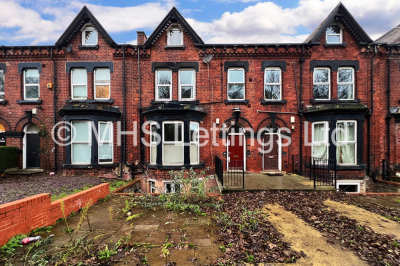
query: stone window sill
[
  {"left": 164, "top": 45, "right": 186, "bottom": 50},
  {"left": 151, "top": 100, "right": 199, "bottom": 104},
  {"left": 65, "top": 99, "right": 114, "bottom": 104},
  {"left": 17, "top": 100, "right": 42, "bottom": 105},
  {"left": 78, "top": 45, "right": 99, "bottom": 50},
  {"left": 224, "top": 99, "right": 250, "bottom": 104},
  {"left": 324, "top": 43, "right": 347, "bottom": 47},
  {"left": 260, "top": 99, "right": 287, "bottom": 105}
]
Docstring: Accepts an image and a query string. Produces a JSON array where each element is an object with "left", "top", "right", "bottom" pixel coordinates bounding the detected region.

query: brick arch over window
[
  {"left": 221, "top": 116, "right": 253, "bottom": 131},
  {"left": 0, "top": 116, "right": 11, "bottom": 131},
  {"left": 256, "top": 116, "right": 289, "bottom": 134},
  {"left": 15, "top": 116, "right": 44, "bottom": 132}
]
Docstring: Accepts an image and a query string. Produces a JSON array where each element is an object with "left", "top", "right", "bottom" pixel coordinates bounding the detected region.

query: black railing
[
  {"left": 309, "top": 157, "right": 337, "bottom": 188},
  {"left": 214, "top": 156, "right": 245, "bottom": 189}
]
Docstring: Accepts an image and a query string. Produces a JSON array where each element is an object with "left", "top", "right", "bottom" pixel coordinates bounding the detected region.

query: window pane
[
  {"left": 163, "top": 144, "right": 183, "bottom": 164},
  {"left": 150, "top": 145, "right": 157, "bottom": 164},
  {"left": 181, "top": 86, "right": 193, "bottom": 99},
  {"left": 265, "top": 70, "right": 280, "bottom": 84},
  {"left": 158, "top": 70, "right": 171, "bottom": 85},
  {"left": 96, "top": 85, "right": 110, "bottom": 98},
  {"left": 337, "top": 122, "right": 355, "bottom": 141},
  {"left": 99, "top": 145, "right": 112, "bottom": 162},
  {"left": 158, "top": 86, "right": 170, "bottom": 99},
  {"left": 190, "top": 123, "right": 198, "bottom": 142},
  {"left": 151, "top": 124, "right": 157, "bottom": 142},
  {"left": 229, "top": 70, "right": 244, "bottom": 83},
  {"left": 327, "top": 35, "right": 340, "bottom": 43},
  {"left": 338, "top": 85, "right": 353, "bottom": 99},
  {"left": 180, "top": 70, "right": 194, "bottom": 84},
  {"left": 72, "top": 144, "right": 91, "bottom": 163},
  {"left": 95, "top": 69, "right": 110, "bottom": 83},
  {"left": 100, "top": 123, "right": 112, "bottom": 142},
  {"left": 326, "top": 25, "right": 340, "bottom": 34},
  {"left": 338, "top": 69, "right": 353, "bottom": 83},
  {"left": 164, "top": 123, "right": 182, "bottom": 142},
  {"left": 72, "top": 69, "right": 87, "bottom": 84},
  {"left": 190, "top": 144, "right": 199, "bottom": 164},
  {"left": 337, "top": 143, "right": 355, "bottom": 164},
  {"left": 314, "top": 69, "right": 329, "bottom": 83},
  {"left": 72, "top": 121, "right": 90, "bottom": 142},
  {"left": 25, "top": 86, "right": 39, "bottom": 99},
  {"left": 228, "top": 84, "right": 244, "bottom": 99},
  {"left": 0, "top": 71, "right": 4, "bottom": 95},
  {"left": 264, "top": 85, "right": 280, "bottom": 100},
  {"left": 84, "top": 30, "right": 98, "bottom": 45},
  {"left": 313, "top": 85, "right": 329, "bottom": 99},
  {"left": 25, "top": 69, "right": 39, "bottom": 84},
  {"left": 312, "top": 144, "right": 328, "bottom": 159},
  {"left": 73, "top": 85, "right": 87, "bottom": 98},
  {"left": 169, "top": 29, "right": 182, "bottom": 45},
  {"left": 313, "top": 123, "right": 326, "bottom": 142}
]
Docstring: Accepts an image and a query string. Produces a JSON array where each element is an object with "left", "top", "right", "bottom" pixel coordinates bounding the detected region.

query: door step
[
  {"left": 260, "top": 171, "right": 285, "bottom": 176},
  {"left": 4, "top": 168, "right": 44, "bottom": 175}
]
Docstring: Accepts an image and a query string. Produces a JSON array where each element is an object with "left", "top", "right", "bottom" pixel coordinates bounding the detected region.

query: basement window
[{"left": 336, "top": 183, "right": 360, "bottom": 193}]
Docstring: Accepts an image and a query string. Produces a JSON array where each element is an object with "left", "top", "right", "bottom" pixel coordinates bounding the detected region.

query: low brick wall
[{"left": 0, "top": 183, "right": 109, "bottom": 247}]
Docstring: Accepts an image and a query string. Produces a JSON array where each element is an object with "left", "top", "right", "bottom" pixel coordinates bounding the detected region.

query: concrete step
[
  {"left": 259, "top": 171, "right": 286, "bottom": 176},
  {"left": 4, "top": 168, "right": 43, "bottom": 175}
]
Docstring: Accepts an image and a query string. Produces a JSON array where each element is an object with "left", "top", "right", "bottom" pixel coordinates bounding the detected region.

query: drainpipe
[
  {"left": 385, "top": 46, "right": 392, "bottom": 181},
  {"left": 138, "top": 47, "right": 144, "bottom": 163},
  {"left": 368, "top": 45, "right": 377, "bottom": 181},
  {"left": 120, "top": 46, "right": 126, "bottom": 178},
  {"left": 299, "top": 45, "right": 305, "bottom": 175},
  {"left": 51, "top": 47, "right": 57, "bottom": 173}
]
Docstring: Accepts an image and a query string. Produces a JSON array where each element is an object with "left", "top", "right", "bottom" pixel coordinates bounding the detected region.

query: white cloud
[{"left": 128, "top": 39, "right": 137, "bottom": 45}]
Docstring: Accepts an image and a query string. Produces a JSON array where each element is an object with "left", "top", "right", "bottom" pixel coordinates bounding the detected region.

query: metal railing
[
  {"left": 215, "top": 156, "right": 224, "bottom": 187},
  {"left": 309, "top": 157, "right": 337, "bottom": 188},
  {"left": 214, "top": 156, "right": 244, "bottom": 189}
]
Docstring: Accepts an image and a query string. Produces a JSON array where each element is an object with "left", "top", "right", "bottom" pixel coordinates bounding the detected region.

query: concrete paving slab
[
  {"left": 133, "top": 224, "right": 159, "bottom": 231},
  {"left": 192, "top": 238, "right": 212, "bottom": 246}
]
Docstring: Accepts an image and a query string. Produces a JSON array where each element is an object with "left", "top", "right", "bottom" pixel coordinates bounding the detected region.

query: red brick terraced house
[{"left": 0, "top": 3, "right": 399, "bottom": 193}]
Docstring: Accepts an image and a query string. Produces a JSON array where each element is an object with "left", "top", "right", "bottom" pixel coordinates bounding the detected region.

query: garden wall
[{"left": 0, "top": 183, "right": 109, "bottom": 247}]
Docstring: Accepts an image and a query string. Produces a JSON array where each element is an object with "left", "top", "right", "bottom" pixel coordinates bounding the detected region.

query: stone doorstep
[
  {"left": 259, "top": 171, "right": 286, "bottom": 176},
  {"left": 4, "top": 168, "right": 44, "bottom": 175}
]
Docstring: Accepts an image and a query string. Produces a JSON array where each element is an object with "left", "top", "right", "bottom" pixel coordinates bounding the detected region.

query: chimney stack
[{"left": 137, "top": 31, "right": 147, "bottom": 45}]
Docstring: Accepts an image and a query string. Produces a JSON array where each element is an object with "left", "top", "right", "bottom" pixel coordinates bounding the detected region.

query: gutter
[{"left": 50, "top": 47, "right": 58, "bottom": 173}]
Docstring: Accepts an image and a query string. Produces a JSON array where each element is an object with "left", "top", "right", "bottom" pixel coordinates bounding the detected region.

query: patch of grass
[
  {"left": 219, "top": 245, "right": 226, "bottom": 253},
  {"left": 62, "top": 228, "right": 74, "bottom": 234},
  {"left": 98, "top": 195, "right": 110, "bottom": 202},
  {"left": 246, "top": 254, "right": 255, "bottom": 263},
  {"left": 109, "top": 180, "right": 128, "bottom": 191},
  {"left": 51, "top": 184, "right": 94, "bottom": 202}
]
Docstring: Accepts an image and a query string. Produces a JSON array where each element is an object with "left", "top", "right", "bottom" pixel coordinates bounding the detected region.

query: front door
[
  {"left": 263, "top": 134, "right": 280, "bottom": 171},
  {"left": 26, "top": 134, "right": 40, "bottom": 168},
  {"left": 228, "top": 134, "right": 245, "bottom": 170}
]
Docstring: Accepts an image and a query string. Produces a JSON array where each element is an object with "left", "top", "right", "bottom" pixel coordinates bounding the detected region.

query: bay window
[
  {"left": 98, "top": 122, "right": 113, "bottom": 163},
  {"left": 313, "top": 68, "right": 330, "bottom": 100},
  {"left": 24, "top": 69, "right": 40, "bottom": 100},
  {"left": 312, "top": 122, "right": 328, "bottom": 159},
  {"left": 336, "top": 121, "right": 356, "bottom": 164},
  {"left": 179, "top": 69, "right": 195, "bottom": 100},
  {"left": 264, "top": 68, "right": 281, "bottom": 100},
  {"left": 228, "top": 68, "right": 245, "bottom": 100},
  {"left": 190, "top": 122, "right": 199, "bottom": 164},
  {"left": 71, "top": 121, "right": 91, "bottom": 164},
  {"left": 337, "top": 68, "right": 354, "bottom": 100},
  {"left": 0, "top": 70, "right": 4, "bottom": 100},
  {"left": 71, "top": 69, "right": 87, "bottom": 99},
  {"left": 156, "top": 69, "right": 172, "bottom": 100},
  {"left": 150, "top": 123, "right": 158, "bottom": 164},
  {"left": 163, "top": 121, "right": 184, "bottom": 165},
  {"left": 95, "top": 68, "right": 111, "bottom": 99}
]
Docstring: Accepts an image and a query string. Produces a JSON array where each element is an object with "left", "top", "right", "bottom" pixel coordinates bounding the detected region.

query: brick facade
[{"left": 0, "top": 4, "right": 399, "bottom": 182}]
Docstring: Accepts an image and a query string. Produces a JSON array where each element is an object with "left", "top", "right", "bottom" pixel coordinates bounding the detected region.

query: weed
[
  {"left": 246, "top": 254, "right": 255, "bottom": 263},
  {"left": 126, "top": 212, "right": 144, "bottom": 221},
  {"left": 220, "top": 245, "right": 226, "bottom": 253},
  {"left": 395, "top": 199, "right": 400, "bottom": 203},
  {"left": 98, "top": 195, "right": 110, "bottom": 202},
  {"left": 69, "top": 211, "right": 77, "bottom": 217},
  {"left": 0, "top": 234, "right": 27, "bottom": 258},
  {"left": 62, "top": 228, "right": 74, "bottom": 234},
  {"left": 228, "top": 243, "right": 233, "bottom": 247},
  {"left": 98, "top": 245, "right": 117, "bottom": 260},
  {"left": 393, "top": 241, "right": 399, "bottom": 248},
  {"left": 141, "top": 256, "right": 149, "bottom": 265},
  {"left": 60, "top": 201, "right": 73, "bottom": 242},
  {"left": 30, "top": 226, "right": 53, "bottom": 235},
  {"left": 356, "top": 225, "right": 364, "bottom": 232}
]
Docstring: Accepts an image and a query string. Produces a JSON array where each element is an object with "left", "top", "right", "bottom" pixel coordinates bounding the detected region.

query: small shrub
[
  {"left": 0, "top": 234, "right": 27, "bottom": 258},
  {"left": 98, "top": 245, "right": 117, "bottom": 260}
]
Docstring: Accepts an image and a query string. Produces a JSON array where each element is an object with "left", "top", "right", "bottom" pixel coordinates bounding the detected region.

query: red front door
[
  {"left": 228, "top": 134, "right": 245, "bottom": 170},
  {"left": 263, "top": 134, "right": 279, "bottom": 171}
]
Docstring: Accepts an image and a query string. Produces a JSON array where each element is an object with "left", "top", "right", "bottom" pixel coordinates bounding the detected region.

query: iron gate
[
  {"left": 302, "top": 157, "right": 337, "bottom": 188},
  {"left": 215, "top": 156, "right": 244, "bottom": 189}
]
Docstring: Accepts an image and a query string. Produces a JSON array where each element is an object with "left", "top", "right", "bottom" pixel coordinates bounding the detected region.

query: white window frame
[
  {"left": 326, "top": 24, "right": 342, "bottom": 44},
  {"left": 71, "top": 121, "right": 92, "bottom": 165},
  {"left": 337, "top": 67, "right": 354, "bottom": 100},
  {"left": 167, "top": 26, "right": 183, "bottom": 46},
  {"left": 313, "top": 67, "right": 330, "bottom": 100},
  {"left": 312, "top": 121, "right": 329, "bottom": 159},
  {"left": 148, "top": 179, "right": 156, "bottom": 193},
  {"left": 264, "top": 67, "right": 282, "bottom": 100},
  {"left": 98, "top": 121, "right": 113, "bottom": 164},
  {"left": 178, "top": 69, "right": 196, "bottom": 101},
  {"left": 336, "top": 120, "right": 357, "bottom": 165},
  {"left": 71, "top": 68, "right": 87, "bottom": 100},
  {"left": 150, "top": 122, "right": 158, "bottom": 165},
  {"left": 81, "top": 25, "right": 98, "bottom": 46},
  {"left": 94, "top": 68, "right": 111, "bottom": 100},
  {"left": 155, "top": 69, "right": 172, "bottom": 101},
  {"left": 190, "top": 122, "right": 200, "bottom": 164},
  {"left": 227, "top": 68, "right": 245, "bottom": 100},
  {"left": 162, "top": 121, "right": 184, "bottom": 165},
  {"left": 336, "top": 183, "right": 360, "bottom": 194},
  {"left": 24, "top": 69, "right": 40, "bottom": 100},
  {"left": 0, "top": 70, "right": 4, "bottom": 100}
]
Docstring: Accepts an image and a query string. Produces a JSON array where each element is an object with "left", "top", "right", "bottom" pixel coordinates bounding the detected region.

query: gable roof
[
  {"left": 304, "top": 2, "right": 372, "bottom": 44},
  {"left": 145, "top": 7, "right": 204, "bottom": 46},
  {"left": 375, "top": 24, "right": 400, "bottom": 44},
  {"left": 55, "top": 6, "right": 117, "bottom": 48}
]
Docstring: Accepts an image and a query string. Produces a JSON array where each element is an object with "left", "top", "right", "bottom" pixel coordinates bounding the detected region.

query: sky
[{"left": 0, "top": 0, "right": 399, "bottom": 46}]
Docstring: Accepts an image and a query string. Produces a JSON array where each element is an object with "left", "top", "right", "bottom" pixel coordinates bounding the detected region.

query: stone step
[
  {"left": 4, "top": 168, "right": 43, "bottom": 175},
  {"left": 259, "top": 171, "right": 286, "bottom": 176}
]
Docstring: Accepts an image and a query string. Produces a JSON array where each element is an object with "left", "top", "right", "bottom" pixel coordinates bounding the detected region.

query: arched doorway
[
  {"left": 227, "top": 125, "right": 246, "bottom": 171},
  {"left": 263, "top": 124, "right": 281, "bottom": 171},
  {"left": 23, "top": 123, "right": 40, "bottom": 169}
]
